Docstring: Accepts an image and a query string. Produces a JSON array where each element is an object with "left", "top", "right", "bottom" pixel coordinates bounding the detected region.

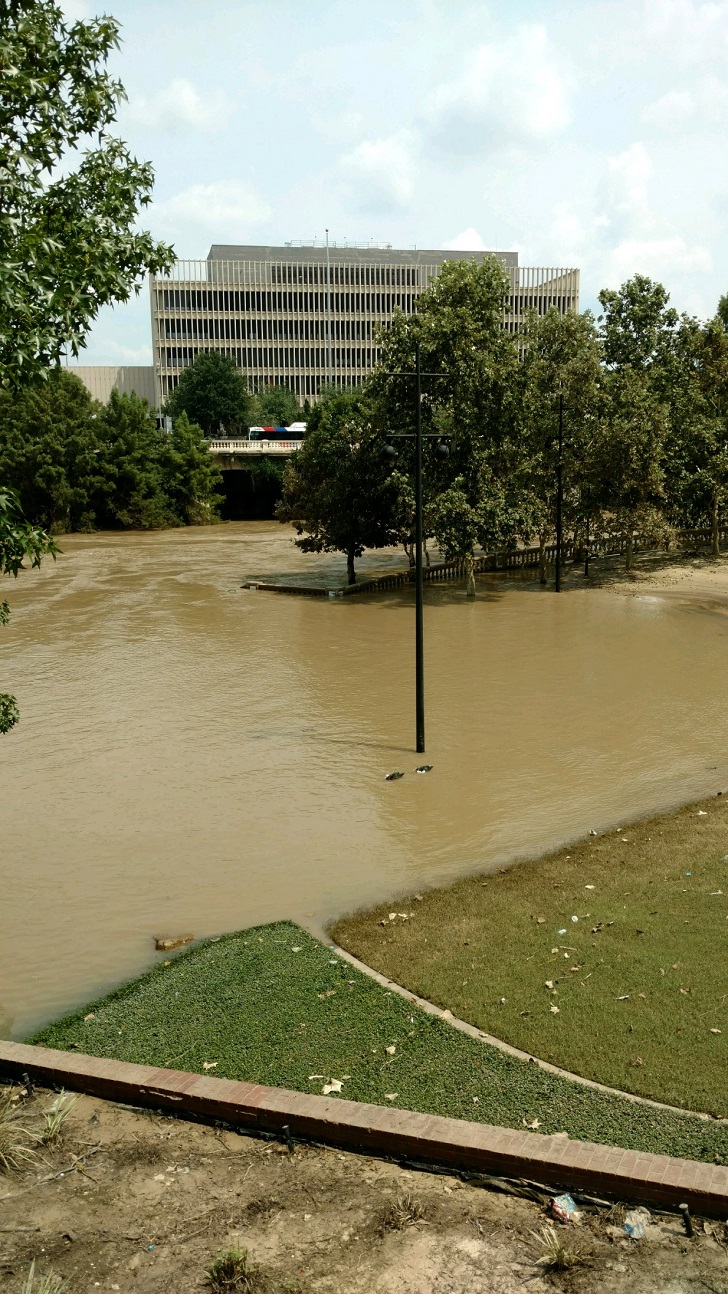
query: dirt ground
[{"left": 1, "top": 1088, "right": 728, "bottom": 1294}]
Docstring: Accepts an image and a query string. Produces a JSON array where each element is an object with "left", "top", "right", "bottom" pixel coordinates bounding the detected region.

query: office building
[{"left": 150, "top": 242, "right": 580, "bottom": 409}]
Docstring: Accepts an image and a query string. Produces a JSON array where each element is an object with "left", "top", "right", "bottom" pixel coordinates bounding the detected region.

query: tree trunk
[
  {"left": 465, "top": 550, "right": 476, "bottom": 598},
  {"left": 424, "top": 535, "right": 431, "bottom": 567},
  {"left": 346, "top": 547, "right": 356, "bottom": 585},
  {"left": 539, "top": 534, "right": 548, "bottom": 585},
  {"left": 403, "top": 541, "right": 414, "bottom": 568},
  {"left": 711, "top": 490, "right": 720, "bottom": 557},
  {"left": 625, "top": 532, "right": 633, "bottom": 572}
]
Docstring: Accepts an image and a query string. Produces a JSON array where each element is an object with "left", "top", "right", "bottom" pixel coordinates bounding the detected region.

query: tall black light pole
[
  {"left": 414, "top": 343, "right": 425, "bottom": 751},
  {"left": 555, "top": 389, "right": 564, "bottom": 593},
  {"left": 384, "top": 340, "right": 449, "bottom": 754}
]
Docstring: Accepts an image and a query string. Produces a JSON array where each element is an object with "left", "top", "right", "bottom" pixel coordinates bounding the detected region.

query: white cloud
[
  {"left": 125, "top": 79, "right": 232, "bottom": 133},
  {"left": 606, "top": 142, "right": 654, "bottom": 225},
  {"left": 86, "top": 340, "right": 153, "bottom": 364},
  {"left": 645, "top": 0, "right": 728, "bottom": 60},
  {"left": 338, "top": 128, "right": 417, "bottom": 212},
  {"left": 547, "top": 203, "right": 610, "bottom": 267},
  {"left": 643, "top": 76, "right": 728, "bottom": 127},
  {"left": 443, "top": 227, "right": 488, "bottom": 251},
  {"left": 608, "top": 236, "right": 712, "bottom": 280},
  {"left": 424, "top": 24, "right": 572, "bottom": 156},
  {"left": 153, "top": 182, "right": 271, "bottom": 237}
]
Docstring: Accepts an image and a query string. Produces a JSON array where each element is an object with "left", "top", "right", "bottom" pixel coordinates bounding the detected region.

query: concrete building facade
[
  {"left": 150, "top": 243, "right": 580, "bottom": 410},
  {"left": 68, "top": 365, "right": 156, "bottom": 406}
]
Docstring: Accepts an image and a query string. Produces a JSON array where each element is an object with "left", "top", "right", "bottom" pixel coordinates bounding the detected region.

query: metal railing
[{"left": 207, "top": 439, "right": 303, "bottom": 455}]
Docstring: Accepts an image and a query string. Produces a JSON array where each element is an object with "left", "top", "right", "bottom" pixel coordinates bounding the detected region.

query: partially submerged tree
[
  {"left": 520, "top": 308, "right": 603, "bottom": 581},
  {"left": 0, "top": 375, "right": 222, "bottom": 530},
  {"left": 0, "top": 489, "right": 58, "bottom": 733},
  {"left": 0, "top": 0, "right": 174, "bottom": 386},
  {"left": 591, "top": 368, "right": 669, "bottom": 570},
  {"left": 165, "top": 351, "right": 253, "bottom": 436},
  {"left": 372, "top": 256, "right": 528, "bottom": 595},
  {"left": 276, "top": 388, "right": 396, "bottom": 584},
  {"left": 664, "top": 318, "right": 728, "bottom": 554}
]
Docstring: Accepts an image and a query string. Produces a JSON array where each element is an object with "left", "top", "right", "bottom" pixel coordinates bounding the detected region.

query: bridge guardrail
[{"left": 208, "top": 440, "right": 302, "bottom": 455}]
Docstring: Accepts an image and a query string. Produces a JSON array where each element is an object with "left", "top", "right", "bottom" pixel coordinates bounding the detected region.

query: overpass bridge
[{"left": 207, "top": 439, "right": 302, "bottom": 469}]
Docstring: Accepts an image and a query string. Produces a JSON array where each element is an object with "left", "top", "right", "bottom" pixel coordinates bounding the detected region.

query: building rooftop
[{"left": 207, "top": 244, "right": 519, "bottom": 269}]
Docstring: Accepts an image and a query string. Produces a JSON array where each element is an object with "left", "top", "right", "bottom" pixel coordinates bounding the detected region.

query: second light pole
[
  {"left": 555, "top": 389, "right": 564, "bottom": 592},
  {"left": 384, "top": 340, "right": 449, "bottom": 753}
]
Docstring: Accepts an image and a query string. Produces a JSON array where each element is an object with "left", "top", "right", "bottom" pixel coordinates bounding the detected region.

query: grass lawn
[
  {"left": 30, "top": 920, "right": 728, "bottom": 1165},
  {"left": 332, "top": 794, "right": 728, "bottom": 1119}
]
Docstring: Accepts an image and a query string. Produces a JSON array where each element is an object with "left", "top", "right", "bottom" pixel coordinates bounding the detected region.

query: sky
[{"left": 63, "top": 0, "right": 728, "bottom": 365}]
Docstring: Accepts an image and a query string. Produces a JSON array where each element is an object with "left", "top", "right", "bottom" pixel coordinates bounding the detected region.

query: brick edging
[{"left": 2, "top": 1041, "right": 727, "bottom": 1217}]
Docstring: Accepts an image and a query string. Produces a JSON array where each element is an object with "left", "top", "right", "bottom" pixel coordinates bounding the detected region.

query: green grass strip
[
  {"left": 332, "top": 794, "right": 728, "bottom": 1124},
  {"left": 30, "top": 920, "right": 728, "bottom": 1165}
]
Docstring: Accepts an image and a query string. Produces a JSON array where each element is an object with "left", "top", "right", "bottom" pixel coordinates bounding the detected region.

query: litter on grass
[{"left": 322, "top": 1079, "right": 344, "bottom": 1095}]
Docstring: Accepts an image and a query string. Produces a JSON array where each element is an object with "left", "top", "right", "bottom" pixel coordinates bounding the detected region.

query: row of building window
[
  {"left": 270, "top": 263, "right": 423, "bottom": 287},
  {"left": 156, "top": 287, "right": 574, "bottom": 318},
  {"left": 164, "top": 345, "right": 382, "bottom": 370},
  {"left": 163, "top": 317, "right": 380, "bottom": 342},
  {"left": 157, "top": 288, "right": 418, "bottom": 316},
  {"left": 162, "top": 371, "right": 363, "bottom": 396}
]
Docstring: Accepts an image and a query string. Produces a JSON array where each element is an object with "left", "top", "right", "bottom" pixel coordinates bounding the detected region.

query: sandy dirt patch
[{"left": 1, "top": 1088, "right": 727, "bottom": 1293}]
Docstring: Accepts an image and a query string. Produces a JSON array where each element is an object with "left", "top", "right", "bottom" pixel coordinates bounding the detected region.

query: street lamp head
[
  {"left": 383, "top": 441, "right": 397, "bottom": 459},
  {"left": 436, "top": 439, "right": 450, "bottom": 458}
]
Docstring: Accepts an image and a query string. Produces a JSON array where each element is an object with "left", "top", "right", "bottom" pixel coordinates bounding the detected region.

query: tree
[
  {"left": 372, "top": 256, "right": 528, "bottom": 595},
  {"left": 663, "top": 317, "right": 728, "bottom": 553},
  {"left": 717, "top": 294, "right": 728, "bottom": 331},
  {"left": 0, "top": 1, "right": 174, "bottom": 387},
  {"left": 0, "top": 369, "right": 105, "bottom": 531},
  {"left": 591, "top": 368, "right": 669, "bottom": 570},
  {"left": 1, "top": 489, "right": 58, "bottom": 732},
  {"left": 165, "top": 351, "right": 253, "bottom": 436},
  {"left": 252, "top": 383, "right": 299, "bottom": 427},
  {"left": 520, "top": 308, "right": 603, "bottom": 581},
  {"left": 276, "top": 388, "right": 396, "bottom": 584},
  {"left": 157, "top": 411, "right": 223, "bottom": 525},
  {"left": 598, "top": 275, "right": 679, "bottom": 375},
  {"left": 0, "top": 376, "right": 222, "bottom": 530}
]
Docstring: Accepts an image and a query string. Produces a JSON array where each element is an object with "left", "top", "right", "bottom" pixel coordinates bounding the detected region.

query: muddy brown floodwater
[{"left": 2, "top": 522, "right": 728, "bottom": 1040}]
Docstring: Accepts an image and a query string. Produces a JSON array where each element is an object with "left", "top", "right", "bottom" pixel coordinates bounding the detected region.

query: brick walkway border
[{"left": 2, "top": 1041, "right": 727, "bottom": 1217}]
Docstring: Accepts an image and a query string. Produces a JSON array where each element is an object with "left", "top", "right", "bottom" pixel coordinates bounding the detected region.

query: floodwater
[{"left": 2, "top": 522, "right": 728, "bottom": 1039}]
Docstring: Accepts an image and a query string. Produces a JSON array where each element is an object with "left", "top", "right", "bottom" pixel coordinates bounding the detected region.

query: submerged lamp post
[
  {"left": 384, "top": 340, "right": 449, "bottom": 753},
  {"left": 555, "top": 389, "right": 564, "bottom": 593}
]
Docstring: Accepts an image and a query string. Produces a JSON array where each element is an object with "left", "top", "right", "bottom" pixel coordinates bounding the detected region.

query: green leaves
[
  {"left": 0, "top": 485, "right": 59, "bottom": 577},
  {"left": 164, "top": 351, "right": 253, "bottom": 436},
  {"left": 0, "top": 1, "right": 174, "bottom": 387},
  {"left": 0, "top": 372, "right": 222, "bottom": 532},
  {"left": 277, "top": 387, "right": 397, "bottom": 582},
  {"left": 0, "top": 486, "right": 57, "bottom": 734}
]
